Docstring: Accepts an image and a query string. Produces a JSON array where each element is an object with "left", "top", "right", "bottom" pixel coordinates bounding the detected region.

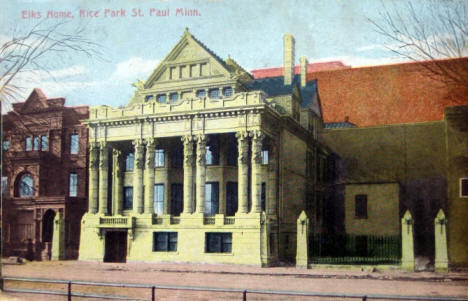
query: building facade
[
  {"left": 79, "top": 29, "right": 329, "bottom": 265},
  {"left": 321, "top": 105, "right": 468, "bottom": 267},
  {"left": 2, "top": 89, "right": 89, "bottom": 260}
]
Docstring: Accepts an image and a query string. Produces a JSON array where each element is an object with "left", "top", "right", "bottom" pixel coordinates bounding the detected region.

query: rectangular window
[
  {"left": 124, "top": 187, "right": 133, "bottom": 210},
  {"left": 153, "top": 232, "right": 178, "bottom": 252},
  {"left": 169, "top": 92, "right": 179, "bottom": 102},
  {"left": 155, "top": 149, "right": 165, "bottom": 167},
  {"left": 461, "top": 178, "right": 468, "bottom": 197},
  {"left": 70, "top": 134, "right": 79, "bottom": 154},
  {"left": 125, "top": 153, "right": 134, "bottom": 171},
  {"left": 196, "top": 89, "right": 206, "bottom": 98},
  {"left": 205, "top": 182, "right": 219, "bottom": 216},
  {"left": 261, "top": 150, "right": 269, "bottom": 165},
  {"left": 145, "top": 95, "right": 154, "bottom": 101},
  {"left": 33, "top": 136, "right": 40, "bottom": 150},
  {"left": 226, "top": 134, "right": 238, "bottom": 166},
  {"left": 355, "top": 194, "right": 368, "bottom": 218},
  {"left": 199, "top": 63, "right": 206, "bottom": 76},
  {"left": 69, "top": 173, "right": 78, "bottom": 197},
  {"left": 154, "top": 184, "right": 164, "bottom": 215},
  {"left": 171, "top": 184, "right": 183, "bottom": 216},
  {"left": 206, "top": 233, "right": 232, "bottom": 253},
  {"left": 208, "top": 88, "right": 220, "bottom": 99},
  {"left": 41, "top": 135, "right": 48, "bottom": 151},
  {"left": 222, "top": 86, "right": 233, "bottom": 97},
  {"left": 25, "top": 137, "right": 32, "bottom": 151},
  {"left": 226, "top": 182, "right": 238, "bottom": 216},
  {"left": 261, "top": 182, "right": 266, "bottom": 212},
  {"left": 3, "top": 139, "right": 10, "bottom": 151},
  {"left": 206, "top": 135, "right": 219, "bottom": 165},
  {"left": 156, "top": 94, "right": 166, "bottom": 103}
]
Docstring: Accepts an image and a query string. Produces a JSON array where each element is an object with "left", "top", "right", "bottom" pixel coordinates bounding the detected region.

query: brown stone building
[{"left": 2, "top": 88, "right": 89, "bottom": 260}]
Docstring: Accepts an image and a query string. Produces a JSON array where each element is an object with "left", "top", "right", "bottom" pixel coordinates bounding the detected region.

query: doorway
[
  {"left": 104, "top": 230, "right": 127, "bottom": 263},
  {"left": 42, "top": 210, "right": 55, "bottom": 243}
]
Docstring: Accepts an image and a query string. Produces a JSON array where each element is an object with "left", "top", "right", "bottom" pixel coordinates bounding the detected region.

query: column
[
  {"left": 195, "top": 134, "right": 206, "bottom": 214},
  {"left": 182, "top": 135, "right": 194, "bottom": 214},
  {"left": 88, "top": 142, "right": 99, "bottom": 214},
  {"left": 236, "top": 131, "right": 249, "bottom": 214},
  {"left": 267, "top": 143, "right": 278, "bottom": 216},
  {"left": 251, "top": 130, "right": 264, "bottom": 213},
  {"left": 133, "top": 139, "right": 145, "bottom": 214},
  {"left": 98, "top": 141, "right": 108, "bottom": 215},
  {"left": 112, "top": 149, "right": 123, "bottom": 215},
  {"left": 144, "top": 138, "right": 156, "bottom": 214}
]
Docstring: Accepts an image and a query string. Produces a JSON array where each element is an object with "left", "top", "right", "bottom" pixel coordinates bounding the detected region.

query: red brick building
[
  {"left": 252, "top": 57, "right": 468, "bottom": 126},
  {"left": 2, "top": 88, "right": 89, "bottom": 260}
]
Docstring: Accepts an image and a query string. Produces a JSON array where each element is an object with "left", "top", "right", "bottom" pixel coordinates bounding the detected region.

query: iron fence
[
  {"left": 309, "top": 234, "right": 401, "bottom": 264},
  {"left": 3, "top": 276, "right": 468, "bottom": 301}
]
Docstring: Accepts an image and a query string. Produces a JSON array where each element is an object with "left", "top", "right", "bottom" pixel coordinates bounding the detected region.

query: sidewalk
[{"left": 3, "top": 260, "right": 468, "bottom": 282}]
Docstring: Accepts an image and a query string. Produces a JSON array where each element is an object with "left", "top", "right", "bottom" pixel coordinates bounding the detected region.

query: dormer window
[
  {"left": 223, "top": 87, "right": 233, "bottom": 97},
  {"left": 196, "top": 90, "right": 206, "bottom": 98},
  {"left": 209, "top": 88, "right": 220, "bottom": 99},
  {"left": 156, "top": 94, "right": 166, "bottom": 103},
  {"left": 145, "top": 95, "right": 154, "bottom": 102},
  {"left": 169, "top": 93, "right": 179, "bottom": 102}
]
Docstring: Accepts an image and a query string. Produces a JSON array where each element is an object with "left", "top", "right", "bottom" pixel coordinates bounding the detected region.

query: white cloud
[
  {"left": 34, "top": 65, "right": 89, "bottom": 80},
  {"left": 111, "top": 57, "right": 160, "bottom": 81}
]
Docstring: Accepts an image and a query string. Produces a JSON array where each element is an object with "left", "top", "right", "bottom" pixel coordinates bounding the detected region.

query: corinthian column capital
[
  {"left": 182, "top": 135, "right": 194, "bottom": 166},
  {"left": 196, "top": 134, "right": 206, "bottom": 165}
]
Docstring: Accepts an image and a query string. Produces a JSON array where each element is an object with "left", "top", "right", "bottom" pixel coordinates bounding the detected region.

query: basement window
[
  {"left": 461, "top": 178, "right": 468, "bottom": 198},
  {"left": 153, "top": 232, "right": 177, "bottom": 252},
  {"left": 205, "top": 233, "right": 232, "bottom": 253}
]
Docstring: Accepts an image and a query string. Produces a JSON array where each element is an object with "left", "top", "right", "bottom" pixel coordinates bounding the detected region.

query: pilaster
[{"left": 112, "top": 149, "right": 123, "bottom": 215}]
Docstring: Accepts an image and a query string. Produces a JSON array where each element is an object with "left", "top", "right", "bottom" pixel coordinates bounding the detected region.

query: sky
[{"left": 0, "top": 0, "right": 462, "bottom": 109}]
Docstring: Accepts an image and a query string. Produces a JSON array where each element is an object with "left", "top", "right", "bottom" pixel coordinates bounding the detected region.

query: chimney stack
[
  {"left": 283, "top": 34, "right": 295, "bottom": 85},
  {"left": 300, "top": 56, "right": 308, "bottom": 87}
]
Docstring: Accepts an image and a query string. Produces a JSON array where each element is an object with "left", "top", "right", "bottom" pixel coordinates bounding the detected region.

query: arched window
[{"left": 18, "top": 174, "right": 34, "bottom": 197}]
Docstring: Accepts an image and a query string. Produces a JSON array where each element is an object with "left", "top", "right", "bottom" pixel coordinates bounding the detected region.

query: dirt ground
[{"left": 1, "top": 260, "right": 468, "bottom": 300}]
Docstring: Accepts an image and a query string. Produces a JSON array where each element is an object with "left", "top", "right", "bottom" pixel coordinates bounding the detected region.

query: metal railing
[
  {"left": 3, "top": 276, "right": 468, "bottom": 301},
  {"left": 309, "top": 234, "right": 401, "bottom": 264}
]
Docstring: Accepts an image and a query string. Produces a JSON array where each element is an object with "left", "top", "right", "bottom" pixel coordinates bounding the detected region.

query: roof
[
  {"left": 251, "top": 61, "right": 349, "bottom": 79},
  {"left": 323, "top": 122, "right": 357, "bottom": 129},
  {"left": 244, "top": 74, "right": 321, "bottom": 115},
  {"left": 252, "top": 57, "right": 468, "bottom": 126}
]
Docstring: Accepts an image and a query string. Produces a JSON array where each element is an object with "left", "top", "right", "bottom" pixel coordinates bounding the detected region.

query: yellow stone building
[{"left": 79, "top": 29, "right": 328, "bottom": 266}]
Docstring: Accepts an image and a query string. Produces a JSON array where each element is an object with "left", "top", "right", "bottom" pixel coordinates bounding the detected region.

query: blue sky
[{"left": 0, "top": 0, "right": 459, "bottom": 109}]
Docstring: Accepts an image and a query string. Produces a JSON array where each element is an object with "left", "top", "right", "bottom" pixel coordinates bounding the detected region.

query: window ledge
[
  {"left": 153, "top": 251, "right": 179, "bottom": 254},
  {"left": 204, "top": 252, "right": 234, "bottom": 256}
]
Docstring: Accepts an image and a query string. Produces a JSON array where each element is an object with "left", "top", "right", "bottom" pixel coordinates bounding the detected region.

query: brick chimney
[
  {"left": 300, "top": 56, "right": 308, "bottom": 87},
  {"left": 283, "top": 34, "right": 295, "bottom": 85}
]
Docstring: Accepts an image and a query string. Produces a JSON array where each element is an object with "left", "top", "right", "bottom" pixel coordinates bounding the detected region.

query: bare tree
[
  {"left": 0, "top": 20, "right": 102, "bottom": 107},
  {"left": 369, "top": 0, "right": 468, "bottom": 102}
]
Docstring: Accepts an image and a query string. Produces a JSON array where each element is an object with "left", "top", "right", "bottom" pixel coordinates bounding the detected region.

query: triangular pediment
[
  {"left": 144, "top": 29, "right": 232, "bottom": 88},
  {"left": 19, "top": 88, "right": 49, "bottom": 113}
]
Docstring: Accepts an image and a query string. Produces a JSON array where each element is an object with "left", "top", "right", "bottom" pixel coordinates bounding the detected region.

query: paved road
[{"left": 2, "top": 261, "right": 468, "bottom": 300}]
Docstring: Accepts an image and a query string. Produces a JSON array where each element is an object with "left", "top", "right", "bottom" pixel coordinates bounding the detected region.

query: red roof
[
  {"left": 251, "top": 61, "right": 349, "bottom": 79},
  {"left": 252, "top": 58, "right": 468, "bottom": 126}
]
